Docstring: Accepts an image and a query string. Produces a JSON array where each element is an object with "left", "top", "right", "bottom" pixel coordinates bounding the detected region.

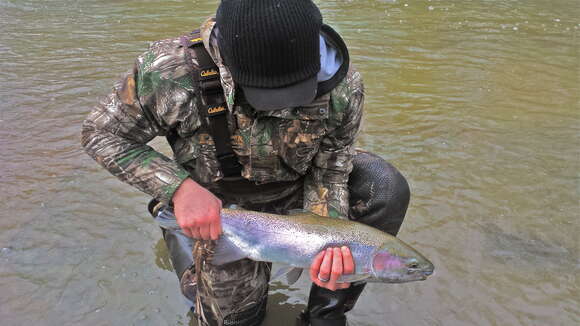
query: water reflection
[{"left": 154, "top": 238, "right": 174, "bottom": 272}]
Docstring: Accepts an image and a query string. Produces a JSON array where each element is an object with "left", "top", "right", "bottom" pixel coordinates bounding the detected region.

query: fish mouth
[{"left": 407, "top": 268, "right": 433, "bottom": 281}]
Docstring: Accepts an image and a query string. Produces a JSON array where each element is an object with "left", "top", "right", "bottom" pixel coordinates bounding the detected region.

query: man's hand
[
  {"left": 310, "top": 246, "right": 354, "bottom": 291},
  {"left": 172, "top": 178, "right": 222, "bottom": 240}
]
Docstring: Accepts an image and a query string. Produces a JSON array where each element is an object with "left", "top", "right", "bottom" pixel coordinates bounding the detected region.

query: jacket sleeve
[
  {"left": 304, "top": 66, "right": 364, "bottom": 218},
  {"left": 81, "top": 40, "right": 197, "bottom": 203}
]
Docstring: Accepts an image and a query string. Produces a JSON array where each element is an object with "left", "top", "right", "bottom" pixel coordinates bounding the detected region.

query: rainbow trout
[{"left": 155, "top": 208, "right": 434, "bottom": 284}]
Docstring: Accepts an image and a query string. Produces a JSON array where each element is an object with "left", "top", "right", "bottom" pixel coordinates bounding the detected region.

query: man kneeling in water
[{"left": 82, "top": 1, "right": 410, "bottom": 325}]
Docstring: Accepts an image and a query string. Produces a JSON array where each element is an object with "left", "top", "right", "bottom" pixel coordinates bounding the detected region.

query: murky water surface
[{"left": 1, "top": 0, "right": 578, "bottom": 325}]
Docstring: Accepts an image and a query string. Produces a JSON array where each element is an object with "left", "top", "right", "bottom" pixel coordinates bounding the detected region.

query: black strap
[{"left": 182, "top": 30, "right": 241, "bottom": 177}]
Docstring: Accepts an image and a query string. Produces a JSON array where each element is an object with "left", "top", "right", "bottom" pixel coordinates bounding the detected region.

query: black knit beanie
[{"left": 216, "top": 0, "right": 322, "bottom": 89}]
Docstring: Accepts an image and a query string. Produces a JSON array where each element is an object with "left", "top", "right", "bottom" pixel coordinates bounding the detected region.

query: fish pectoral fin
[
  {"left": 209, "top": 237, "right": 247, "bottom": 265},
  {"left": 337, "top": 274, "right": 371, "bottom": 283},
  {"left": 272, "top": 266, "right": 303, "bottom": 285}
]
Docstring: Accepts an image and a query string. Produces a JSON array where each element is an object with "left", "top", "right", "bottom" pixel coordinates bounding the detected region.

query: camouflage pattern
[
  {"left": 194, "top": 245, "right": 271, "bottom": 326},
  {"left": 81, "top": 16, "right": 364, "bottom": 326},
  {"left": 81, "top": 17, "right": 364, "bottom": 218},
  {"left": 81, "top": 37, "right": 196, "bottom": 202}
]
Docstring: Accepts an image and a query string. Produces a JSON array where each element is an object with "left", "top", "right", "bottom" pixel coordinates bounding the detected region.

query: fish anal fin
[
  {"left": 272, "top": 266, "right": 304, "bottom": 285},
  {"left": 286, "top": 267, "right": 303, "bottom": 285}
]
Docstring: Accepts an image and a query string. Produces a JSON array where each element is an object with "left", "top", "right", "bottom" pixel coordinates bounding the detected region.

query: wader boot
[
  {"left": 297, "top": 150, "right": 410, "bottom": 325},
  {"left": 296, "top": 283, "right": 366, "bottom": 326}
]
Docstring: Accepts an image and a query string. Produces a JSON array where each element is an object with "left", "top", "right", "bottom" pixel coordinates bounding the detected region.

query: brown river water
[{"left": 0, "top": 0, "right": 578, "bottom": 325}]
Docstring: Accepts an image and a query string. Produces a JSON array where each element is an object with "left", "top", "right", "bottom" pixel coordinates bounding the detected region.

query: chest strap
[{"left": 181, "top": 30, "right": 241, "bottom": 177}]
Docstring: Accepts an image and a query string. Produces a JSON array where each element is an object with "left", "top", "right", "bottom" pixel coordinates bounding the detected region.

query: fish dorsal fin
[
  {"left": 286, "top": 209, "right": 329, "bottom": 218},
  {"left": 286, "top": 209, "right": 310, "bottom": 215},
  {"left": 272, "top": 266, "right": 304, "bottom": 285},
  {"left": 209, "top": 236, "right": 247, "bottom": 265}
]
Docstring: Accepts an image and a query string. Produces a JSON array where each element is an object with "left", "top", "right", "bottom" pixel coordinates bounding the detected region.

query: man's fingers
[
  {"left": 331, "top": 248, "right": 343, "bottom": 279},
  {"left": 337, "top": 247, "right": 353, "bottom": 289},
  {"left": 310, "top": 251, "right": 325, "bottom": 274},
  {"left": 209, "top": 206, "right": 222, "bottom": 240},
  {"left": 317, "top": 248, "right": 333, "bottom": 283},
  {"left": 182, "top": 228, "right": 194, "bottom": 238},
  {"left": 310, "top": 250, "right": 326, "bottom": 284},
  {"left": 341, "top": 246, "right": 355, "bottom": 275},
  {"left": 191, "top": 227, "right": 202, "bottom": 239},
  {"left": 310, "top": 250, "right": 329, "bottom": 289},
  {"left": 199, "top": 225, "right": 211, "bottom": 240},
  {"left": 209, "top": 222, "right": 220, "bottom": 240},
  {"left": 326, "top": 248, "right": 343, "bottom": 290},
  {"left": 309, "top": 248, "right": 354, "bottom": 291}
]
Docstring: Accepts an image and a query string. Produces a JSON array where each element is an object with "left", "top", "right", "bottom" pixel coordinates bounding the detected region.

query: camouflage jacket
[{"left": 81, "top": 17, "right": 364, "bottom": 218}]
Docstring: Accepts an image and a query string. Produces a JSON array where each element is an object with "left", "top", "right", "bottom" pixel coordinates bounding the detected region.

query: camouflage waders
[{"left": 152, "top": 150, "right": 410, "bottom": 326}]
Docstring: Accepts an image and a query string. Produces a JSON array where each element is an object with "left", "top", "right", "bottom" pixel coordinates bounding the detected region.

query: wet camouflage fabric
[
  {"left": 194, "top": 250, "right": 270, "bottom": 326},
  {"left": 81, "top": 17, "right": 364, "bottom": 219}
]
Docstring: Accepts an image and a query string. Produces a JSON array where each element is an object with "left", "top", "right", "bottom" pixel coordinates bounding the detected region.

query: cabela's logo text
[
  {"left": 208, "top": 106, "right": 226, "bottom": 114},
  {"left": 201, "top": 69, "right": 218, "bottom": 77}
]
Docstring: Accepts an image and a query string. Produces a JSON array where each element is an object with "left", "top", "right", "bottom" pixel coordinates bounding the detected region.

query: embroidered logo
[
  {"left": 208, "top": 105, "right": 226, "bottom": 115},
  {"left": 201, "top": 69, "right": 218, "bottom": 77}
]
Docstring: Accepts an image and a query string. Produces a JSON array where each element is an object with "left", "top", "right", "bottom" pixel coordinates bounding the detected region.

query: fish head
[{"left": 371, "top": 243, "right": 434, "bottom": 283}]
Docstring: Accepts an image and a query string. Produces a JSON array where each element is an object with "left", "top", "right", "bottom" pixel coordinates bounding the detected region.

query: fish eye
[{"left": 408, "top": 262, "right": 419, "bottom": 269}]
